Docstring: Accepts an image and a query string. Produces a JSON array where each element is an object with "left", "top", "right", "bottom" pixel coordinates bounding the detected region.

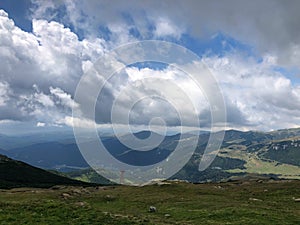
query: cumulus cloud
[
  {"left": 30, "top": 0, "right": 300, "bottom": 67},
  {"left": 203, "top": 53, "right": 300, "bottom": 130},
  {"left": 0, "top": 9, "right": 105, "bottom": 126},
  {"left": 50, "top": 87, "right": 78, "bottom": 109},
  {"left": 36, "top": 122, "right": 45, "bottom": 127},
  {"left": 33, "top": 91, "right": 55, "bottom": 107},
  {"left": 1, "top": 1, "right": 300, "bottom": 132}
]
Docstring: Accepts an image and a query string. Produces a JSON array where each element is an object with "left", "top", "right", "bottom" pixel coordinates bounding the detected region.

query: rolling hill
[{"left": 0, "top": 154, "right": 91, "bottom": 188}]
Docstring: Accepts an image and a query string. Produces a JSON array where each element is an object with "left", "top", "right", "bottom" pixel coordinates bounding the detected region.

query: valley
[{"left": 1, "top": 128, "right": 300, "bottom": 184}]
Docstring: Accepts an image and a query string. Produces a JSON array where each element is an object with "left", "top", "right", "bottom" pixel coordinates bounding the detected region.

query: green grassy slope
[{"left": 0, "top": 180, "right": 299, "bottom": 224}]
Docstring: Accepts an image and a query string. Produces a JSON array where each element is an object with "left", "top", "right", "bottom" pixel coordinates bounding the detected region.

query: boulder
[{"left": 149, "top": 206, "right": 156, "bottom": 213}]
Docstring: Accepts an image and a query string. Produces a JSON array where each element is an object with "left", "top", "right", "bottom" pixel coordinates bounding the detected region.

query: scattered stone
[
  {"left": 74, "top": 201, "right": 86, "bottom": 207},
  {"left": 82, "top": 188, "right": 90, "bottom": 194},
  {"left": 149, "top": 206, "right": 157, "bottom": 213},
  {"left": 292, "top": 197, "right": 300, "bottom": 202},
  {"left": 241, "top": 181, "right": 250, "bottom": 185},
  {"left": 104, "top": 195, "right": 115, "bottom": 201},
  {"left": 143, "top": 179, "right": 171, "bottom": 186},
  {"left": 95, "top": 186, "right": 107, "bottom": 191},
  {"left": 72, "top": 189, "right": 82, "bottom": 195},
  {"left": 62, "top": 193, "right": 71, "bottom": 198},
  {"left": 249, "top": 197, "right": 262, "bottom": 202},
  {"left": 51, "top": 185, "right": 66, "bottom": 190},
  {"left": 164, "top": 213, "right": 171, "bottom": 217},
  {"left": 114, "top": 214, "right": 128, "bottom": 219}
]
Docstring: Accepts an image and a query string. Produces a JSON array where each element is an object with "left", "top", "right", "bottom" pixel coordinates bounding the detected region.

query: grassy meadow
[{"left": 0, "top": 180, "right": 299, "bottom": 224}]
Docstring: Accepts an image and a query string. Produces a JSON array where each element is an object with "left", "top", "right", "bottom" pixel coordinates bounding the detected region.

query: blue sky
[{"left": 0, "top": 0, "right": 300, "bottom": 134}]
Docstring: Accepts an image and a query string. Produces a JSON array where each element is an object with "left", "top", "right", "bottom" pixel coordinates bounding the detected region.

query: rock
[
  {"left": 82, "top": 188, "right": 90, "bottom": 194},
  {"left": 293, "top": 197, "right": 300, "bottom": 202},
  {"left": 149, "top": 206, "right": 156, "bottom": 213},
  {"left": 164, "top": 214, "right": 171, "bottom": 217},
  {"left": 249, "top": 197, "right": 262, "bottom": 202},
  {"left": 62, "top": 193, "right": 71, "bottom": 198},
  {"left": 72, "top": 189, "right": 82, "bottom": 195},
  {"left": 51, "top": 185, "right": 67, "bottom": 190},
  {"left": 74, "top": 201, "right": 86, "bottom": 207},
  {"left": 104, "top": 195, "right": 116, "bottom": 201}
]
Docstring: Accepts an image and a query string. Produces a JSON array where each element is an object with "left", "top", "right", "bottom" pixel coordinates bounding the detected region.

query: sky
[{"left": 0, "top": 0, "right": 300, "bottom": 135}]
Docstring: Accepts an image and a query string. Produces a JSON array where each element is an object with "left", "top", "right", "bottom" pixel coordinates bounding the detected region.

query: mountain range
[{"left": 0, "top": 128, "right": 299, "bottom": 183}]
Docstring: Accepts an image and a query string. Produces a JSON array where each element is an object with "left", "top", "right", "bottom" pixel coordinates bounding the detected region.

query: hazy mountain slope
[
  {"left": 268, "top": 128, "right": 300, "bottom": 140},
  {"left": 259, "top": 139, "right": 300, "bottom": 166},
  {"left": 0, "top": 128, "right": 299, "bottom": 183},
  {"left": 0, "top": 148, "right": 8, "bottom": 156},
  {"left": 102, "top": 133, "right": 172, "bottom": 166},
  {"left": 0, "top": 131, "right": 75, "bottom": 150},
  {"left": 7, "top": 142, "right": 89, "bottom": 170}
]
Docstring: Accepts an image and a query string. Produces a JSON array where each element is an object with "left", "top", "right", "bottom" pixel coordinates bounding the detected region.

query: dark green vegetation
[
  {"left": 66, "top": 168, "right": 114, "bottom": 185},
  {"left": 0, "top": 154, "right": 90, "bottom": 189},
  {"left": 261, "top": 139, "right": 300, "bottom": 166},
  {"left": 172, "top": 128, "right": 300, "bottom": 182},
  {"left": 0, "top": 180, "right": 299, "bottom": 224},
  {"left": 216, "top": 129, "right": 300, "bottom": 181}
]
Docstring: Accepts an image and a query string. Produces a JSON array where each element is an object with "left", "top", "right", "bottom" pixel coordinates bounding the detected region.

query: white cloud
[
  {"left": 1, "top": 3, "right": 300, "bottom": 132},
  {"left": 0, "top": 82, "right": 10, "bottom": 106},
  {"left": 34, "top": 92, "right": 55, "bottom": 107},
  {"left": 125, "top": 66, "right": 207, "bottom": 114},
  {"left": 203, "top": 53, "right": 300, "bottom": 130},
  {"left": 31, "top": 0, "right": 300, "bottom": 67},
  {"left": 154, "top": 18, "right": 183, "bottom": 39},
  {"left": 62, "top": 116, "right": 96, "bottom": 128},
  {"left": 106, "top": 23, "right": 138, "bottom": 46},
  {"left": 32, "top": 19, "right": 80, "bottom": 55},
  {"left": 30, "top": 0, "right": 58, "bottom": 20},
  {"left": 50, "top": 87, "right": 78, "bottom": 109},
  {"left": 0, "top": 9, "right": 105, "bottom": 125},
  {"left": 36, "top": 122, "right": 45, "bottom": 127}
]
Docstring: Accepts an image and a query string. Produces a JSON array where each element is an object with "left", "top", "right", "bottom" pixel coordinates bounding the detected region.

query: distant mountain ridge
[
  {"left": 6, "top": 142, "right": 89, "bottom": 171},
  {"left": 0, "top": 128, "right": 299, "bottom": 183}
]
